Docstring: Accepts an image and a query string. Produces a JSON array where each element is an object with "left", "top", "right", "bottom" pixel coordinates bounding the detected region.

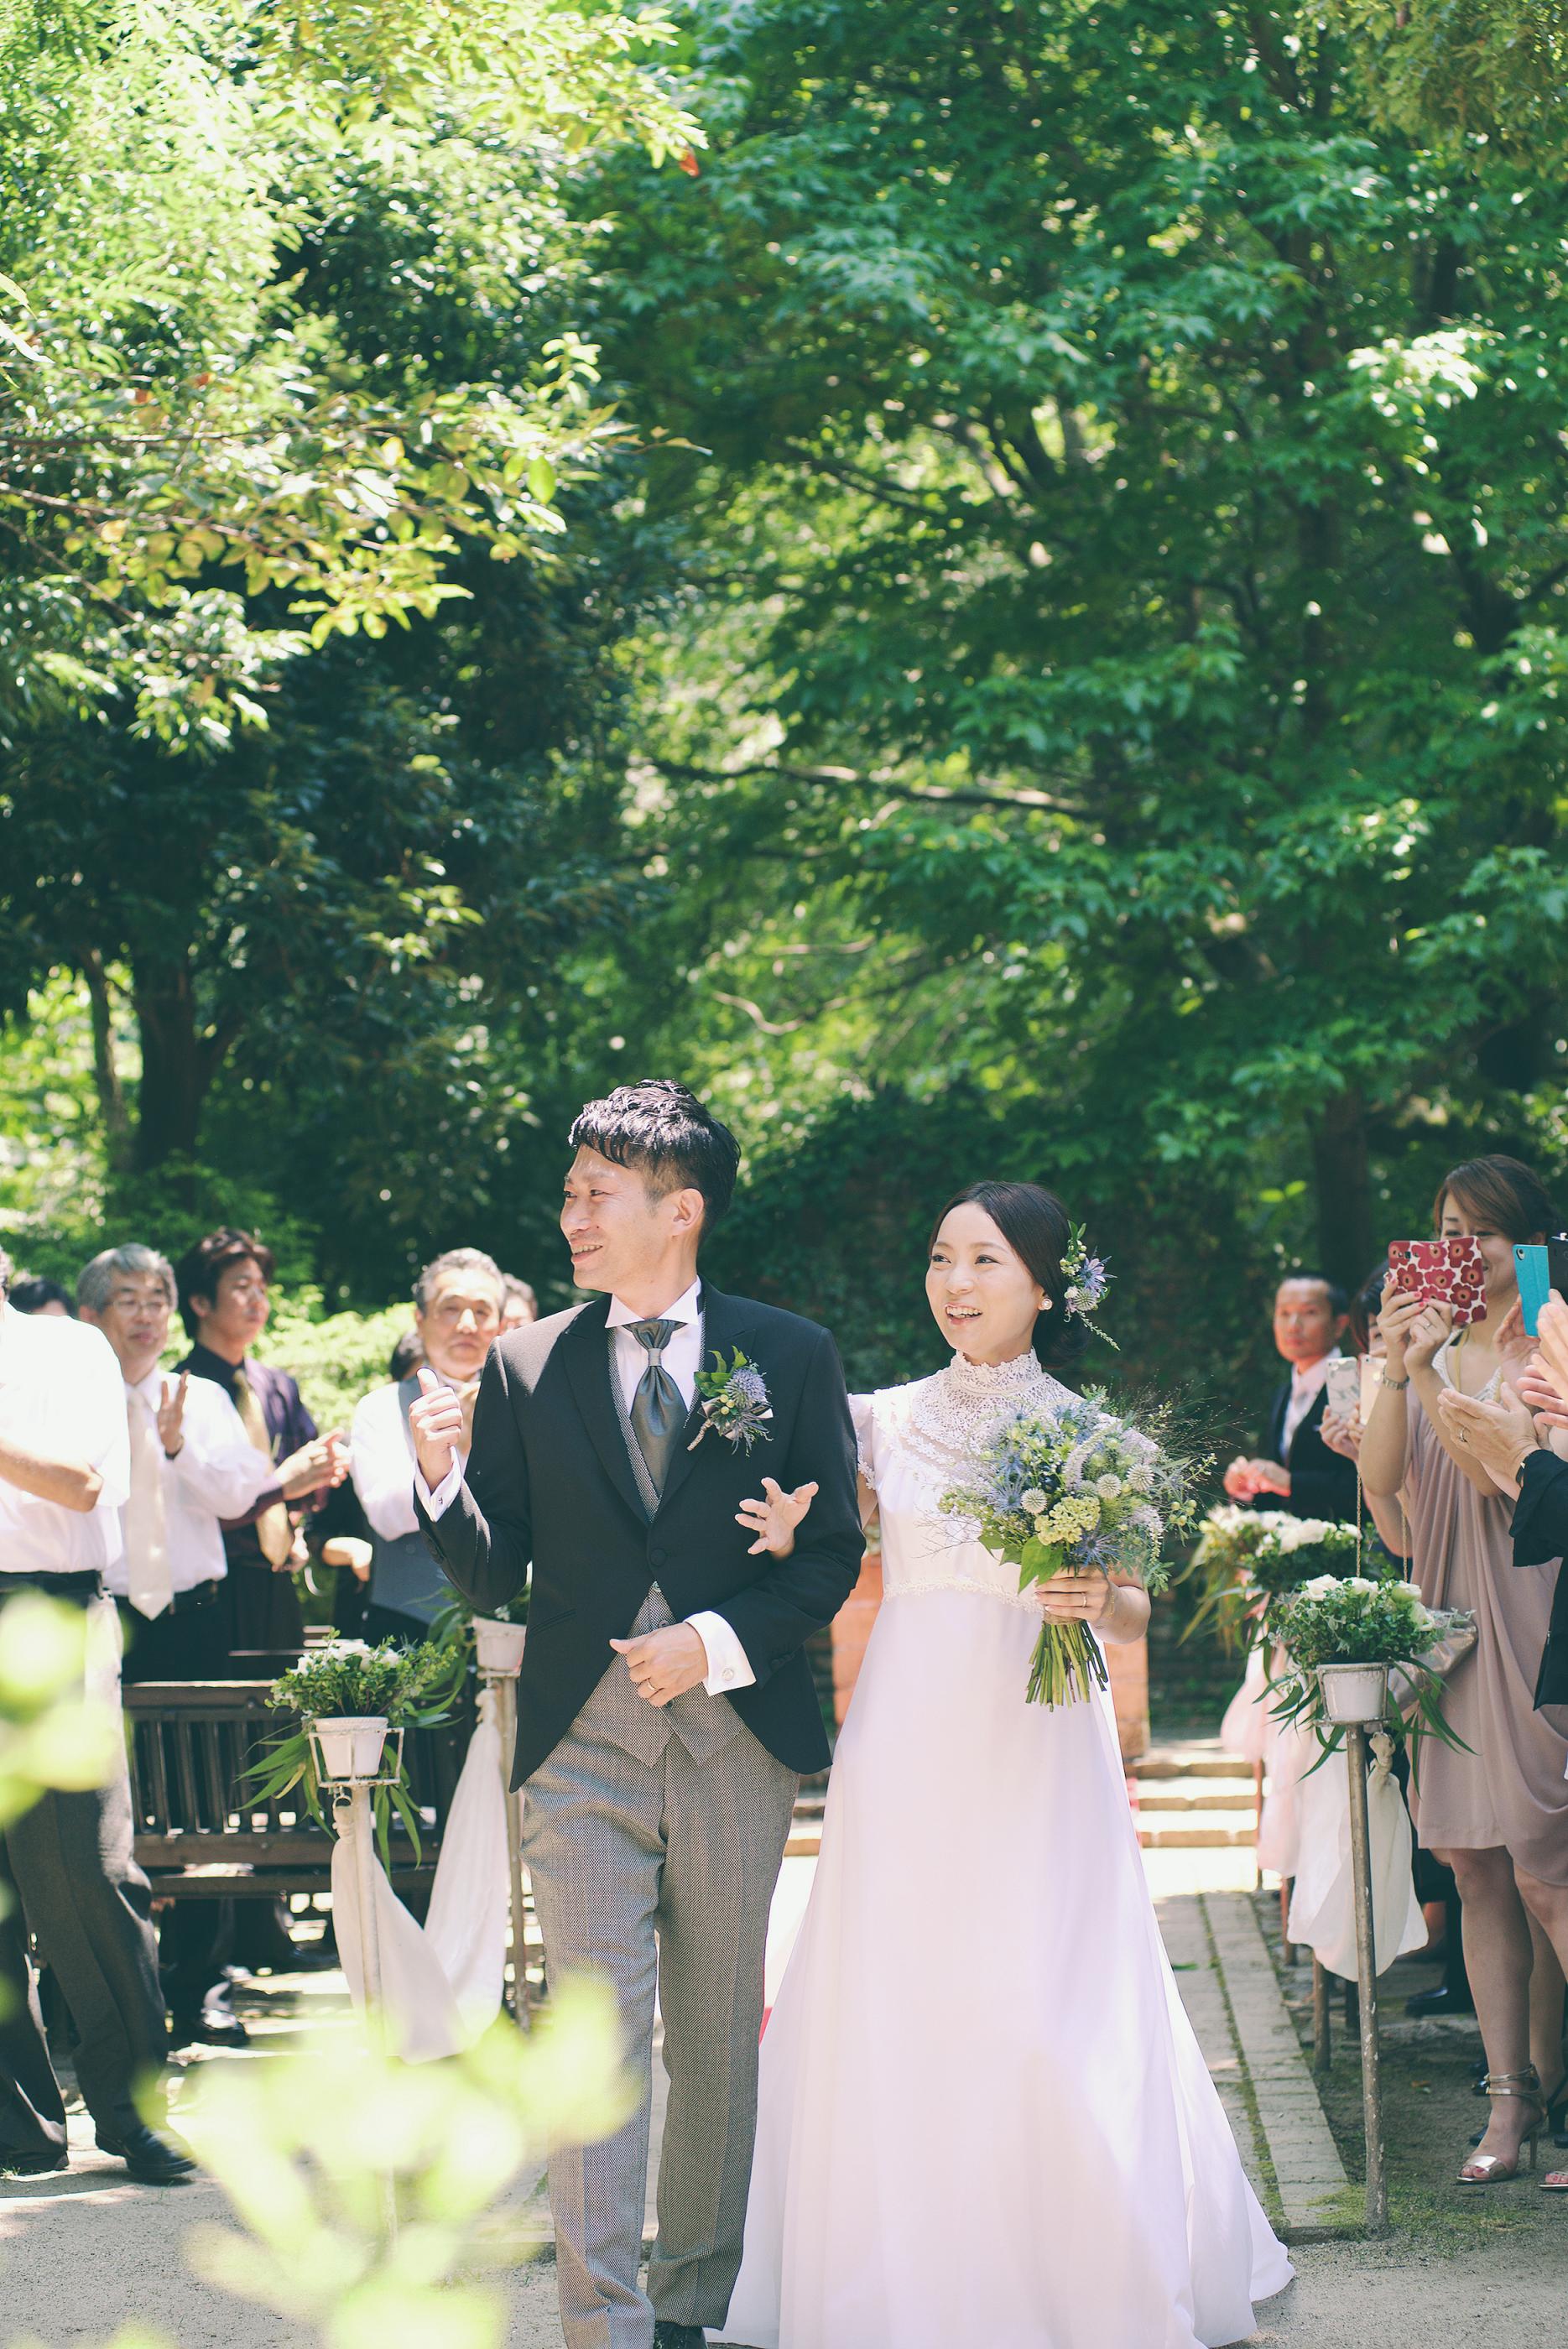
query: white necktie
[{"left": 125, "top": 1388, "right": 174, "bottom": 1619}]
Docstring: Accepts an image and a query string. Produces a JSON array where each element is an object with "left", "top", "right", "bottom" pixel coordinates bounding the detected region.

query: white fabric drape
[
  {"left": 331, "top": 1683, "right": 513, "bottom": 2060},
  {"left": 425, "top": 1687, "right": 511, "bottom": 2023},
  {"left": 1286, "top": 1732, "right": 1426, "bottom": 1980}
]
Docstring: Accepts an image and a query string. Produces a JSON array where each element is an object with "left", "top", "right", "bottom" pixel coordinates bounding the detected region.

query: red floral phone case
[{"left": 1388, "top": 1237, "right": 1487, "bottom": 1328}]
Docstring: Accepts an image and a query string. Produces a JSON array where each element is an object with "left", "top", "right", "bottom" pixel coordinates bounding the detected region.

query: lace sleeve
[{"left": 849, "top": 1393, "right": 879, "bottom": 1490}]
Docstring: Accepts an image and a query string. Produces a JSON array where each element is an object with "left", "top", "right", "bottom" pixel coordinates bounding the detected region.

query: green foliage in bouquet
[
  {"left": 246, "top": 1638, "right": 465, "bottom": 1864},
  {"left": 1268, "top": 1576, "right": 1474, "bottom": 1770},
  {"left": 940, "top": 1390, "right": 1206, "bottom": 1707}
]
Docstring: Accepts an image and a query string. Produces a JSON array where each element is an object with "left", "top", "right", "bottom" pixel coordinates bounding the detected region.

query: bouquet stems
[{"left": 1025, "top": 1617, "right": 1111, "bottom": 1707}]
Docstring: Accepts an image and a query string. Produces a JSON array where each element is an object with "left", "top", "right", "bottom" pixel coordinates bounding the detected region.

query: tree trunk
[
  {"left": 1310, "top": 1090, "right": 1373, "bottom": 1294},
  {"left": 81, "top": 950, "right": 132, "bottom": 1173},
  {"left": 130, "top": 957, "right": 206, "bottom": 1173}
]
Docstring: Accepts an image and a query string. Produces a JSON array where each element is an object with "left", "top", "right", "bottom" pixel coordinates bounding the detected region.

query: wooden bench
[{"left": 123, "top": 1681, "right": 456, "bottom": 1901}]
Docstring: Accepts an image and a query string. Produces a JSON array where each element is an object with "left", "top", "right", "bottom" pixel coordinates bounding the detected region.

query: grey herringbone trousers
[{"left": 522, "top": 1596, "right": 796, "bottom": 2349}]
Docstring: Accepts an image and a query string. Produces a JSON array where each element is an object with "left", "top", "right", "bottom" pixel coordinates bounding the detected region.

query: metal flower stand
[
  {"left": 309, "top": 1716, "right": 404, "bottom": 2242},
  {"left": 473, "top": 1620, "right": 531, "bottom": 2026},
  {"left": 1317, "top": 1664, "right": 1392, "bottom": 2235}
]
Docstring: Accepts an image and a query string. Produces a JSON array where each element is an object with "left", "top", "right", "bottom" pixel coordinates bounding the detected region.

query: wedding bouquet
[
  {"left": 1268, "top": 1575, "right": 1473, "bottom": 1764},
  {"left": 939, "top": 1391, "right": 1205, "bottom": 1706},
  {"left": 247, "top": 1637, "right": 465, "bottom": 1861}
]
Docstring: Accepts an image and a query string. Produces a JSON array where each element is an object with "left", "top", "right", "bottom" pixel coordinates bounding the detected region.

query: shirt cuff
[
  {"left": 686, "top": 1610, "right": 756, "bottom": 1695},
  {"left": 414, "top": 1457, "right": 465, "bottom": 1518}
]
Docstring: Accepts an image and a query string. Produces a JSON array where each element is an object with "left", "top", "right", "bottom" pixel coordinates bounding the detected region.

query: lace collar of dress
[{"left": 891, "top": 1349, "right": 1069, "bottom": 1477}]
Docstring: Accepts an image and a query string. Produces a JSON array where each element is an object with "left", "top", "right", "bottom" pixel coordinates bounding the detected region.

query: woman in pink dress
[{"left": 1362, "top": 1154, "right": 1568, "bottom": 2184}]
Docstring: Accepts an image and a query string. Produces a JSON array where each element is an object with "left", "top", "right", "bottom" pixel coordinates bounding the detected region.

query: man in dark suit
[
  {"left": 413, "top": 1081, "right": 862, "bottom": 2349},
  {"left": 1223, "top": 1273, "right": 1359, "bottom": 1523}
]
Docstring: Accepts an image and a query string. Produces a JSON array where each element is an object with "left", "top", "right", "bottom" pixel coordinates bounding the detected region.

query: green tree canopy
[
  {"left": 586, "top": 0, "right": 1568, "bottom": 1291},
  {"left": 0, "top": 0, "right": 695, "bottom": 1285}
]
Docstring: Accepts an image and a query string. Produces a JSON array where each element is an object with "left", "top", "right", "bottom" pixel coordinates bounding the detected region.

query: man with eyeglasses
[
  {"left": 173, "top": 1227, "right": 343, "bottom": 1670},
  {"left": 350, "top": 1247, "right": 507, "bottom": 1643},
  {"left": 0, "top": 1243, "right": 191, "bottom": 2180}
]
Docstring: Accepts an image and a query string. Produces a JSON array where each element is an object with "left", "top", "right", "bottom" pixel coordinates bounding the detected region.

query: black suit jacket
[
  {"left": 1507, "top": 1447, "right": 1568, "bottom": 1707},
  {"left": 416, "top": 1284, "right": 863, "bottom": 1785},
  {"left": 1247, "top": 1379, "right": 1360, "bottom": 1524}
]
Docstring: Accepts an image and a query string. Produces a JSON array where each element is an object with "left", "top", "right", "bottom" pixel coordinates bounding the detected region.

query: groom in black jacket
[{"left": 412, "top": 1081, "right": 862, "bottom": 2349}]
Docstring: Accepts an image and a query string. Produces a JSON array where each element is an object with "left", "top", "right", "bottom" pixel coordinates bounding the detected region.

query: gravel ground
[{"left": 5, "top": 1895, "right": 1561, "bottom": 2349}]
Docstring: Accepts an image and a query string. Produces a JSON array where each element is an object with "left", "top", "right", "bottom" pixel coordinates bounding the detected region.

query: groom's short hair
[{"left": 570, "top": 1081, "right": 740, "bottom": 1237}]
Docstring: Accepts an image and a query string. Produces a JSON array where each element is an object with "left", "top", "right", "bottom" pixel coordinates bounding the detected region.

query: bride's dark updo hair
[{"left": 930, "top": 1180, "right": 1092, "bottom": 1372}]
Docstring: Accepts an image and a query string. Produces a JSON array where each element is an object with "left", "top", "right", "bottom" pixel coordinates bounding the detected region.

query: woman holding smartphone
[{"left": 1361, "top": 1154, "right": 1568, "bottom": 2184}]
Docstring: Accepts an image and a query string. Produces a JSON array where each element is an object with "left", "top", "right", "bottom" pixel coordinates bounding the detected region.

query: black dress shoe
[
  {"left": 0, "top": 2147, "right": 68, "bottom": 2177},
  {"left": 95, "top": 2124, "right": 196, "bottom": 2182},
  {"left": 169, "top": 2005, "right": 249, "bottom": 2050},
  {"left": 1404, "top": 1981, "right": 1476, "bottom": 2018}
]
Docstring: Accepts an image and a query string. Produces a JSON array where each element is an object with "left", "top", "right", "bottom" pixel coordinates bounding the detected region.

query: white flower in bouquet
[
  {"left": 1270, "top": 1515, "right": 1339, "bottom": 1553},
  {"left": 1096, "top": 1473, "right": 1123, "bottom": 1498},
  {"left": 1021, "top": 1487, "right": 1049, "bottom": 1513}
]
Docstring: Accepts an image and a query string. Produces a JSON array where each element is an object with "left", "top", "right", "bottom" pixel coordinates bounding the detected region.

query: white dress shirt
[
  {"left": 1280, "top": 1350, "right": 1341, "bottom": 1461},
  {"left": 418, "top": 1278, "right": 754, "bottom": 1695},
  {"left": 351, "top": 1379, "right": 425, "bottom": 1543},
  {"left": 0, "top": 1305, "right": 130, "bottom": 1578},
  {"left": 110, "top": 1367, "right": 278, "bottom": 1610}
]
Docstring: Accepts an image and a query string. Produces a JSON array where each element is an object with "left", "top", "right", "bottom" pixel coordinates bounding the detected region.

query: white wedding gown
[{"left": 721, "top": 1355, "right": 1293, "bottom": 2349}]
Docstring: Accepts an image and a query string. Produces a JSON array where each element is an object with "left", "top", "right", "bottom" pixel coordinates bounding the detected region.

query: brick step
[
  {"left": 1133, "top": 1741, "right": 1247, "bottom": 1781},
  {"left": 1137, "top": 1811, "right": 1258, "bottom": 1850},
  {"left": 784, "top": 1823, "right": 822, "bottom": 1860},
  {"left": 1133, "top": 1783, "right": 1256, "bottom": 1814}
]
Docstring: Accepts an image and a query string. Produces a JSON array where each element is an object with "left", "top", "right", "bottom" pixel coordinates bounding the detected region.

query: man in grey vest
[
  {"left": 412, "top": 1082, "right": 862, "bottom": 2349},
  {"left": 350, "top": 1247, "right": 505, "bottom": 1642}
]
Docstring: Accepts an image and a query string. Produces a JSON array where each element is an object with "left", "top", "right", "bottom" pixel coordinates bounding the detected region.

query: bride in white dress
[{"left": 721, "top": 1181, "right": 1293, "bottom": 2349}]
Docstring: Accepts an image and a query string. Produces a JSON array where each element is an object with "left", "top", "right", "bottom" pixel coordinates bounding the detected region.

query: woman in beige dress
[{"left": 1362, "top": 1154, "right": 1568, "bottom": 2184}]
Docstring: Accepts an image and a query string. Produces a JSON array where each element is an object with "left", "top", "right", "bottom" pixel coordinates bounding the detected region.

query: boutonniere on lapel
[{"left": 689, "top": 1348, "right": 774, "bottom": 1452}]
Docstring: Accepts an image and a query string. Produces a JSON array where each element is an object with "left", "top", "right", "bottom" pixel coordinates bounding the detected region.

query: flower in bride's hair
[{"left": 1060, "top": 1222, "right": 1113, "bottom": 1334}]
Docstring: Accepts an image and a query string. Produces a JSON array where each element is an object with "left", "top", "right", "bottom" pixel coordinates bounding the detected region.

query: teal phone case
[{"left": 1516, "top": 1244, "right": 1550, "bottom": 1336}]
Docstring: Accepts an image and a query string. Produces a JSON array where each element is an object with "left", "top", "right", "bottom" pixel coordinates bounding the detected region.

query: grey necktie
[{"left": 628, "top": 1318, "right": 684, "bottom": 1497}]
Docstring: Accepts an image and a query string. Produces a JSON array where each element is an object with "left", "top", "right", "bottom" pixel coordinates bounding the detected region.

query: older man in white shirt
[
  {"left": 352, "top": 1246, "right": 508, "bottom": 1642},
  {"left": 78, "top": 1241, "right": 338, "bottom": 2050},
  {"left": 78, "top": 1245, "right": 299, "bottom": 1680},
  {"left": 0, "top": 1246, "right": 190, "bottom": 2182}
]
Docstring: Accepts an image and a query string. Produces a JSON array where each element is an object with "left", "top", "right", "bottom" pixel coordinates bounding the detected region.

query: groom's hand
[
  {"left": 410, "top": 1367, "right": 466, "bottom": 1489},
  {"left": 611, "top": 1623, "right": 709, "bottom": 1708}
]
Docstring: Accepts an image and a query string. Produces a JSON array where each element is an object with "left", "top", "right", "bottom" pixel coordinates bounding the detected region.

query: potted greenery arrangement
[
  {"left": 432, "top": 1588, "right": 528, "bottom": 1676},
  {"left": 247, "top": 1637, "right": 465, "bottom": 1859},
  {"left": 1268, "top": 1575, "right": 1473, "bottom": 1761},
  {"left": 1184, "top": 1510, "right": 1363, "bottom": 1650}
]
